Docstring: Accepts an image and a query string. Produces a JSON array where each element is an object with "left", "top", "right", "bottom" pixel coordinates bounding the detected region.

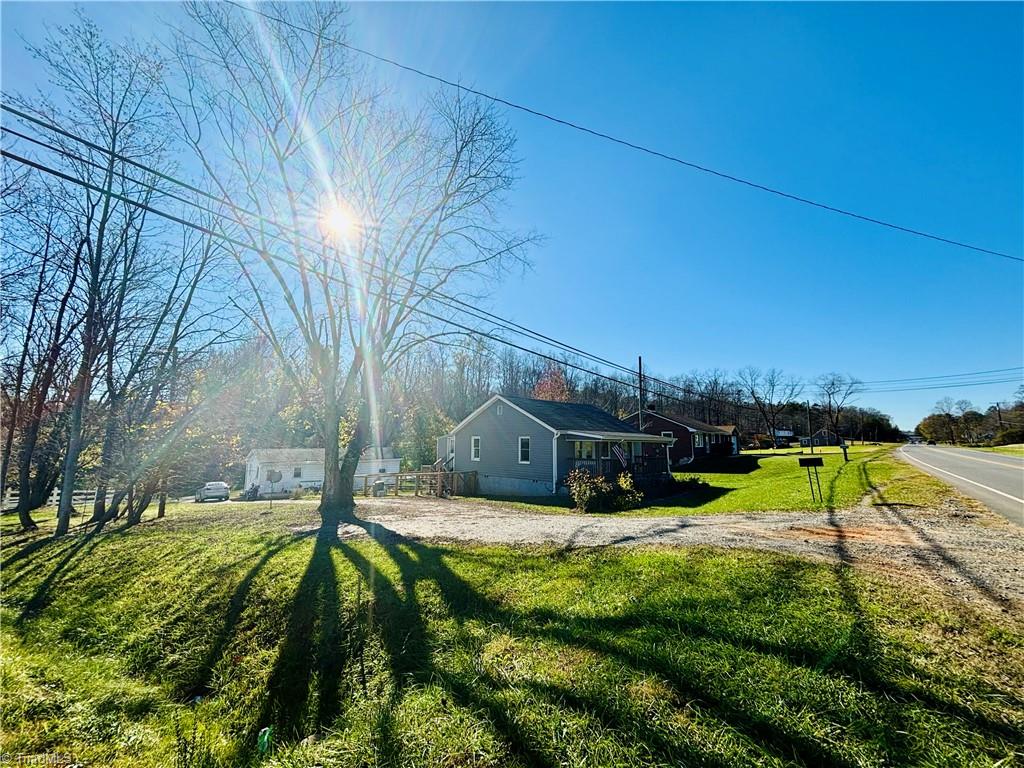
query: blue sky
[{"left": 3, "top": 2, "right": 1022, "bottom": 429}]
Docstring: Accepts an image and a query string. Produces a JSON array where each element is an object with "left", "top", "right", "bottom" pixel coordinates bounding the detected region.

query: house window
[
  {"left": 694, "top": 433, "right": 704, "bottom": 448},
  {"left": 496, "top": 404, "right": 504, "bottom": 416},
  {"left": 600, "top": 441, "right": 611, "bottom": 459},
  {"left": 661, "top": 431, "right": 674, "bottom": 439},
  {"left": 519, "top": 436, "right": 531, "bottom": 464},
  {"left": 293, "top": 467, "right": 302, "bottom": 478},
  {"left": 471, "top": 436, "right": 481, "bottom": 461},
  {"left": 574, "top": 441, "right": 595, "bottom": 459}
]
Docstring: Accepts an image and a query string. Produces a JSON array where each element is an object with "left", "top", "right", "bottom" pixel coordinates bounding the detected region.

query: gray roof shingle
[{"left": 503, "top": 395, "right": 642, "bottom": 434}]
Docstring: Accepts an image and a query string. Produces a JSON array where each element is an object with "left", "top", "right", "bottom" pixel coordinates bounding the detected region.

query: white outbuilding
[{"left": 243, "top": 447, "right": 401, "bottom": 497}]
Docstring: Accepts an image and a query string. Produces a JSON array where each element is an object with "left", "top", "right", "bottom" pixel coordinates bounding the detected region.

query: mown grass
[
  {"left": 471, "top": 446, "right": 954, "bottom": 517},
  {"left": 2, "top": 504, "right": 1022, "bottom": 767},
  {"left": 970, "top": 444, "right": 1024, "bottom": 457}
]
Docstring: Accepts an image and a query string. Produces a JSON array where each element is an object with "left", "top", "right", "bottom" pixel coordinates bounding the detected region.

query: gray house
[{"left": 436, "top": 395, "right": 674, "bottom": 496}]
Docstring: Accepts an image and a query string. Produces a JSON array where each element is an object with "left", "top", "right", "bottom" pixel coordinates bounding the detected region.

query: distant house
[
  {"left": 799, "top": 429, "right": 842, "bottom": 447},
  {"left": 624, "top": 409, "right": 738, "bottom": 467},
  {"left": 243, "top": 447, "right": 401, "bottom": 497},
  {"left": 773, "top": 428, "right": 794, "bottom": 448},
  {"left": 436, "top": 395, "right": 673, "bottom": 496}
]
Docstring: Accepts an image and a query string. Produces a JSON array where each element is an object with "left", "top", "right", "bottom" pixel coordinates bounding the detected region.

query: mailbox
[{"left": 799, "top": 457, "right": 824, "bottom": 468}]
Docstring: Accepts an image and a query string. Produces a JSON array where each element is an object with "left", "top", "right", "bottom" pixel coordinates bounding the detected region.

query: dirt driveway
[{"left": 340, "top": 495, "right": 1024, "bottom": 611}]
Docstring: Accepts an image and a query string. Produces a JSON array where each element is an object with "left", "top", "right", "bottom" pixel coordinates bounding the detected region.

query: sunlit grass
[{"left": 2, "top": 504, "right": 1021, "bottom": 766}]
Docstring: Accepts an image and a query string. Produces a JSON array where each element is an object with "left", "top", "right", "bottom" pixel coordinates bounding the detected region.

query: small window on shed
[
  {"left": 293, "top": 466, "right": 302, "bottom": 478},
  {"left": 519, "top": 436, "right": 531, "bottom": 464}
]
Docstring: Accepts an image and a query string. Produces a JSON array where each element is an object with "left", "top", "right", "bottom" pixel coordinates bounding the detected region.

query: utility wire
[
  {"left": 3, "top": 145, "right": 756, "bottom": 419},
  {"left": 226, "top": 0, "right": 1022, "bottom": 264},
  {"left": 862, "top": 377, "right": 1023, "bottom": 394},
  {"left": 861, "top": 366, "right": 1023, "bottom": 385},
  {"left": 1, "top": 106, "right": 748, "bottom": 411},
  {"left": 9, "top": 113, "right": 1019, "bottom": 415}
]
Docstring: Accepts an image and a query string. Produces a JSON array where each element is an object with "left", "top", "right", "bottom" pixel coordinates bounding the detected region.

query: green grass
[
  {"left": 2, "top": 503, "right": 1022, "bottom": 767},
  {"left": 970, "top": 444, "right": 1024, "bottom": 457},
  {"left": 472, "top": 446, "right": 953, "bottom": 517}
]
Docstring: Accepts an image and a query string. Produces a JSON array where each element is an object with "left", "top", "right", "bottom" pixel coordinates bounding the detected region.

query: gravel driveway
[{"left": 339, "top": 496, "right": 1024, "bottom": 610}]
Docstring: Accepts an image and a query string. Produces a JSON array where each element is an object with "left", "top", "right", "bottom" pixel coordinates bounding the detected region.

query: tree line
[{"left": 915, "top": 393, "right": 1024, "bottom": 446}]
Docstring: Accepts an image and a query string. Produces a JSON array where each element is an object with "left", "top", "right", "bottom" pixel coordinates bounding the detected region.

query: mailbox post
[{"left": 798, "top": 457, "right": 824, "bottom": 502}]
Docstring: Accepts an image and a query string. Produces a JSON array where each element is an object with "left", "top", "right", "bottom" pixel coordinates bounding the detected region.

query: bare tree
[
  {"left": 815, "top": 372, "right": 862, "bottom": 460},
  {"left": 168, "top": 3, "right": 530, "bottom": 524},
  {"left": 738, "top": 366, "right": 803, "bottom": 449},
  {"left": 8, "top": 12, "right": 170, "bottom": 536}
]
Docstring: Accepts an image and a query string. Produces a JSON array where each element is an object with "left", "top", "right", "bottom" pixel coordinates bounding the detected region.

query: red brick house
[{"left": 624, "top": 409, "right": 739, "bottom": 468}]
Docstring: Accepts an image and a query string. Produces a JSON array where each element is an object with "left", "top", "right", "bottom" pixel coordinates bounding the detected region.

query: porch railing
[{"left": 567, "top": 455, "right": 668, "bottom": 478}]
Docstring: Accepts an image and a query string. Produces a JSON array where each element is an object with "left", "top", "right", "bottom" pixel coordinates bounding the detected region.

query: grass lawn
[
  {"left": 471, "top": 445, "right": 953, "bottom": 517},
  {"left": 2, "top": 503, "right": 1022, "bottom": 767},
  {"left": 970, "top": 444, "right": 1024, "bottom": 457}
]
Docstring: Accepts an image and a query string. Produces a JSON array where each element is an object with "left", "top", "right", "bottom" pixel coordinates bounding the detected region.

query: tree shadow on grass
[
  {"left": 327, "top": 518, "right": 878, "bottom": 768},
  {"left": 813, "top": 459, "right": 1023, "bottom": 748},
  {"left": 191, "top": 505, "right": 1020, "bottom": 765}
]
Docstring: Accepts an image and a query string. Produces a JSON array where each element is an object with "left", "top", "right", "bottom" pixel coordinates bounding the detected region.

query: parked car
[{"left": 195, "top": 481, "right": 231, "bottom": 502}]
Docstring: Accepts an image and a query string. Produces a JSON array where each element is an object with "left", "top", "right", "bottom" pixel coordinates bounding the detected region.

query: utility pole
[
  {"left": 993, "top": 401, "right": 1004, "bottom": 428},
  {"left": 637, "top": 356, "right": 644, "bottom": 431},
  {"left": 806, "top": 401, "right": 814, "bottom": 454}
]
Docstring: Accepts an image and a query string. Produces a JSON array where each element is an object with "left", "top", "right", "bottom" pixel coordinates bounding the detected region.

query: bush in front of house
[{"left": 565, "top": 469, "right": 645, "bottom": 513}]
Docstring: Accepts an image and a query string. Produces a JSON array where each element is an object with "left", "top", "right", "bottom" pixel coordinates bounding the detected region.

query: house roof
[
  {"left": 450, "top": 395, "right": 672, "bottom": 443},
  {"left": 717, "top": 425, "right": 738, "bottom": 434},
  {"left": 246, "top": 448, "right": 324, "bottom": 463},
  {"left": 627, "top": 409, "right": 730, "bottom": 435},
  {"left": 502, "top": 396, "right": 643, "bottom": 433},
  {"left": 246, "top": 446, "right": 397, "bottom": 463}
]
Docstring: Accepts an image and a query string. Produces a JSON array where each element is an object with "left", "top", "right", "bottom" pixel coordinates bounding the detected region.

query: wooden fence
[{"left": 355, "top": 470, "right": 478, "bottom": 498}]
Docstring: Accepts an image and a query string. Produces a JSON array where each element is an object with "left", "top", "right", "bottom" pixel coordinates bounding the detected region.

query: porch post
[{"left": 551, "top": 433, "right": 559, "bottom": 493}]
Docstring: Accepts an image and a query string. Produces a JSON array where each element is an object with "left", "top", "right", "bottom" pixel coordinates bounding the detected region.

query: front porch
[{"left": 567, "top": 454, "right": 669, "bottom": 478}]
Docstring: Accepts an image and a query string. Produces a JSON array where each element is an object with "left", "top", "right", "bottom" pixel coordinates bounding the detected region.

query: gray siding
[{"left": 453, "top": 400, "right": 554, "bottom": 493}]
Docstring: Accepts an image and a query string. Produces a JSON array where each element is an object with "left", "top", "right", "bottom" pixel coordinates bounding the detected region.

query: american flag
[{"left": 612, "top": 444, "right": 628, "bottom": 467}]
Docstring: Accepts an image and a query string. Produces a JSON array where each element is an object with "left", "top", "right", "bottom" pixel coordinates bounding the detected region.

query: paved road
[{"left": 899, "top": 444, "right": 1024, "bottom": 526}]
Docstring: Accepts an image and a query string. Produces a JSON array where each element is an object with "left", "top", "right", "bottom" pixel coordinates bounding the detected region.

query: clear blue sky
[{"left": 3, "top": 2, "right": 1022, "bottom": 429}]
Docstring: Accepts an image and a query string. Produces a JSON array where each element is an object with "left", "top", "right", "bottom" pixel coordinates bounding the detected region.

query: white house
[{"left": 243, "top": 447, "right": 401, "bottom": 497}]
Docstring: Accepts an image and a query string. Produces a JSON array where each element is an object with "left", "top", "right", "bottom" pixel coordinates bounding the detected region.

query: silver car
[{"left": 195, "top": 481, "right": 230, "bottom": 502}]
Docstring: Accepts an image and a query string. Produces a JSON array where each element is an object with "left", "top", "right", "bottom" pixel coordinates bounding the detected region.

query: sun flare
[{"left": 319, "top": 198, "right": 360, "bottom": 242}]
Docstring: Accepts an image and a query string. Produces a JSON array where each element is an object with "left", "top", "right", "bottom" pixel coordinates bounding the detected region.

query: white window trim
[
  {"left": 661, "top": 431, "right": 674, "bottom": 439},
  {"left": 471, "top": 435, "right": 481, "bottom": 461},
  {"left": 518, "top": 436, "right": 531, "bottom": 464}
]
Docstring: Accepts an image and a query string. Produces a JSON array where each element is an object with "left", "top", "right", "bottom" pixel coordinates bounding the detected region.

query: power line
[
  {"left": 224, "top": 0, "right": 1022, "bottom": 264},
  {"left": 8, "top": 111, "right": 1016, "bottom": 419},
  {"left": 1, "top": 105, "right": 754, "bottom": 412},
  {"left": 3, "top": 145, "right": 751, "bottom": 420},
  {"left": 861, "top": 366, "right": 1023, "bottom": 385},
  {"left": 862, "top": 377, "right": 1023, "bottom": 394}
]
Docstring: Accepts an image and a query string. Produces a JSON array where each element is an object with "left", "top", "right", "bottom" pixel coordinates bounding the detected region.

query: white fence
[{"left": 2, "top": 488, "right": 102, "bottom": 512}]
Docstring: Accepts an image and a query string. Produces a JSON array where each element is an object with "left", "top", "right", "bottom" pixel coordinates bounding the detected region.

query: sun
[{"left": 318, "top": 198, "right": 360, "bottom": 242}]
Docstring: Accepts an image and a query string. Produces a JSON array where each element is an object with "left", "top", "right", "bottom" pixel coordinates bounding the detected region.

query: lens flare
[{"left": 319, "top": 199, "right": 359, "bottom": 242}]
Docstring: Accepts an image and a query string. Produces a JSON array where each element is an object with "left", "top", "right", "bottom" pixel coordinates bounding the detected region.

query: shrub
[
  {"left": 565, "top": 469, "right": 614, "bottom": 512},
  {"left": 992, "top": 427, "right": 1024, "bottom": 446},
  {"left": 565, "top": 469, "right": 645, "bottom": 513},
  {"left": 289, "top": 486, "right": 307, "bottom": 500},
  {"left": 613, "top": 472, "right": 644, "bottom": 511}
]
